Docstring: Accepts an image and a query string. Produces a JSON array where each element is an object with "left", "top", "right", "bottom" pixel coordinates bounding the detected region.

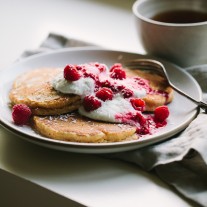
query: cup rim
[{"left": 132, "top": 0, "right": 207, "bottom": 27}]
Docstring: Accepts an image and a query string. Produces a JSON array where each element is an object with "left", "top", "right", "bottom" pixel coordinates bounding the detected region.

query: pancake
[
  {"left": 9, "top": 66, "right": 173, "bottom": 115},
  {"left": 32, "top": 113, "right": 137, "bottom": 143},
  {"left": 9, "top": 68, "right": 81, "bottom": 115},
  {"left": 10, "top": 65, "right": 173, "bottom": 143},
  {"left": 125, "top": 68, "right": 173, "bottom": 111}
]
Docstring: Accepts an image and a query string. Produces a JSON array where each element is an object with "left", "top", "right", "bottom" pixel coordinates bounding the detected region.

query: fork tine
[
  {"left": 123, "top": 58, "right": 166, "bottom": 77},
  {"left": 123, "top": 58, "right": 207, "bottom": 111}
]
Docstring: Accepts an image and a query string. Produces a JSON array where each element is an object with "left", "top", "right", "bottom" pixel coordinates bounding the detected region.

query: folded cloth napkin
[{"left": 23, "top": 33, "right": 207, "bottom": 207}]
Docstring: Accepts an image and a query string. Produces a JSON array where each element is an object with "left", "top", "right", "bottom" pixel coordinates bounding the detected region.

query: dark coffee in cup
[
  {"left": 132, "top": 0, "right": 207, "bottom": 67},
  {"left": 152, "top": 10, "right": 207, "bottom": 24}
]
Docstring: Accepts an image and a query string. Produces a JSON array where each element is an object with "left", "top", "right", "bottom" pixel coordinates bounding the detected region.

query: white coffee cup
[{"left": 132, "top": 0, "right": 207, "bottom": 67}]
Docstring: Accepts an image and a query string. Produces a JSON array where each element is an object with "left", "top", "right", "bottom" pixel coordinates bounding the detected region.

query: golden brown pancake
[
  {"left": 9, "top": 67, "right": 173, "bottom": 115},
  {"left": 32, "top": 113, "right": 137, "bottom": 143},
  {"left": 9, "top": 68, "right": 81, "bottom": 115},
  {"left": 10, "top": 65, "right": 173, "bottom": 143}
]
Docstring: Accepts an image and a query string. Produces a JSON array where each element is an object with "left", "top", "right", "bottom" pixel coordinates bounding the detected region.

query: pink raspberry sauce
[{"left": 54, "top": 62, "right": 170, "bottom": 137}]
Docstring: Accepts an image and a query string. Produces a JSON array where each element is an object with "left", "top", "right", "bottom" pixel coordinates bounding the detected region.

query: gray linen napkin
[{"left": 23, "top": 33, "right": 207, "bottom": 207}]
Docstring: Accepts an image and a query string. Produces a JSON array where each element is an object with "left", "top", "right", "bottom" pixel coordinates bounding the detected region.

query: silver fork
[{"left": 123, "top": 58, "right": 207, "bottom": 112}]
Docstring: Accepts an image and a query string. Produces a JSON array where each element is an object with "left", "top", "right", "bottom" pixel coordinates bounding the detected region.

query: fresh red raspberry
[
  {"left": 12, "top": 104, "right": 32, "bottom": 125},
  {"left": 96, "top": 88, "right": 113, "bottom": 101},
  {"left": 117, "top": 85, "right": 125, "bottom": 91},
  {"left": 110, "top": 68, "right": 126, "bottom": 80},
  {"left": 83, "top": 95, "right": 102, "bottom": 111},
  {"left": 109, "top": 63, "right": 122, "bottom": 72},
  {"left": 75, "top": 65, "right": 83, "bottom": 70},
  {"left": 101, "top": 80, "right": 111, "bottom": 88},
  {"left": 130, "top": 98, "right": 145, "bottom": 111},
  {"left": 121, "top": 88, "right": 134, "bottom": 98},
  {"left": 154, "top": 105, "right": 169, "bottom": 122},
  {"left": 64, "top": 64, "right": 81, "bottom": 81}
]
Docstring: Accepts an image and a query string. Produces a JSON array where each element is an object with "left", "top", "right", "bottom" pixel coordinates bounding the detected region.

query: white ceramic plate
[{"left": 0, "top": 48, "right": 201, "bottom": 153}]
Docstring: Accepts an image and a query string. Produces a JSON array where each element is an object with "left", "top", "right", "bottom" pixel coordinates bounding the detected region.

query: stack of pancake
[{"left": 9, "top": 67, "right": 173, "bottom": 143}]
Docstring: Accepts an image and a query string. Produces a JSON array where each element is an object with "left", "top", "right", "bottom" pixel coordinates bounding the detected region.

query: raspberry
[
  {"left": 75, "top": 65, "right": 83, "bottom": 70},
  {"left": 101, "top": 80, "right": 111, "bottom": 88},
  {"left": 121, "top": 88, "right": 133, "bottom": 98},
  {"left": 154, "top": 105, "right": 169, "bottom": 122},
  {"left": 109, "top": 63, "right": 122, "bottom": 72},
  {"left": 83, "top": 95, "right": 102, "bottom": 111},
  {"left": 130, "top": 98, "right": 145, "bottom": 111},
  {"left": 12, "top": 104, "right": 32, "bottom": 125},
  {"left": 64, "top": 64, "right": 81, "bottom": 81},
  {"left": 96, "top": 88, "right": 113, "bottom": 101},
  {"left": 110, "top": 68, "right": 126, "bottom": 80},
  {"left": 117, "top": 85, "right": 125, "bottom": 91}
]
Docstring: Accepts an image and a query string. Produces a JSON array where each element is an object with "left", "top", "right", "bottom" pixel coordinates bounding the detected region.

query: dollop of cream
[
  {"left": 52, "top": 63, "right": 147, "bottom": 123},
  {"left": 79, "top": 94, "right": 135, "bottom": 122},
  {"left": 52, "top": 72, "right": 95, "bottom": 96}
]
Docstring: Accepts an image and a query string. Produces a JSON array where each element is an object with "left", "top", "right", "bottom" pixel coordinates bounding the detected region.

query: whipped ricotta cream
[
  {"left": 52, "top": 63, "right": 147, "bottom": 123},
  {"left": 79, "top": 94, "right": 135, "bottom": 122},
  {"left": 51, "top": 62, "right": 169, "bottom": 135},
  {"left": 52, "top": 71, "right": 95, "bottom": 96}
]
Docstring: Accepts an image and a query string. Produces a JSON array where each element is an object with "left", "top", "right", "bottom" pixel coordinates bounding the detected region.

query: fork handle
[
  {"left": 198, "top": 101, "right": 207, "bottom": 112},
  {"left": 171, "top": 84, "right": 207, "bottom": 112}
]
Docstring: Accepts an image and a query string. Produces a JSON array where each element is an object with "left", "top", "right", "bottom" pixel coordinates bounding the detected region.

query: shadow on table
[
  {"left": 0, "top": 126, "right": 197, "bottom": 207},
  {"left": 0, "top": 126, "right": 162, "bottom": 185}
]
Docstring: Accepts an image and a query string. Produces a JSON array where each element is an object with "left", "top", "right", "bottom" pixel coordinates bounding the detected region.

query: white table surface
[{"left": 0, "top": 0, "right": 196, "bottom": 206}]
